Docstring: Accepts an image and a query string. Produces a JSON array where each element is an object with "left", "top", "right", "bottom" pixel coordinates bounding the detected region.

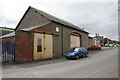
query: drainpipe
[{"left": 61, "top": 26, "right": 63, "bottom": 56}]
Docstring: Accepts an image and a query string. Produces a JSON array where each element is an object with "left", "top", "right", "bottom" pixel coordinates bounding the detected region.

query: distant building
[
  {"left": 93, "top": 38, "right": 97, "bottom": 45},
  {"left": 93, "top": 33, "right": 104, "bottom": 45},
  {"left": 91, "top": 33, "right": 118, "bottom": 46},
  {"left": 88, "top": 36, "right": 94, "bottom": 47},
  {"left": 103, "top": 38, "right": 112, "bottom": 45}
]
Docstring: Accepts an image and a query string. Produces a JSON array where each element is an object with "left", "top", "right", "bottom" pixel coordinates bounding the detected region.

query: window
[
  {"left": 74, "top": 48, "right": 80, "bottom": 52},
  {"left": 56, "top": 27, "right": 59, "bottom": 32},
  {"left": 37, "top": 38, "right": 42, "bottom": 52},
  {"left": 82, "top": 48, "right": 87, "bottom": 51}
]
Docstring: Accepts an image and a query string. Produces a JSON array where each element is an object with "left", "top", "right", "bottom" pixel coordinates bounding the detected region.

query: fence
[{"left": 2, "top": 42, "right": 15, "bottom": 63}]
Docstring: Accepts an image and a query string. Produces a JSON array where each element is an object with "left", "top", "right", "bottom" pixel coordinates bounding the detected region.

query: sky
[{"left": 0, "top": 0, "right": 118, "bottom": 40}]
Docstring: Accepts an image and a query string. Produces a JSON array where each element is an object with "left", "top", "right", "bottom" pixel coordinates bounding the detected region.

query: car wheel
[
  {"left": 75, "top": 55, "right": 79, "bottom": 60},
  {"left": 85, "top": 53, "right": 88, "bottom": 57},
  {"left": 66, "top": 57, "right": 70, "bottom": 60},
  {"left": 83, "top": 54, "right": 86, "bottom": 58},
  {"left": 83, "top": 54, "right": 88, "bottom": 58}
]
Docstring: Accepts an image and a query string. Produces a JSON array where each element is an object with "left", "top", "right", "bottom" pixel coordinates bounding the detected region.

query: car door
[
  {"left": 82, "top": 48, "right": 87, "bottom": 54},
  {"left": 81, "top": 48, "right": 84, "bottom": 54},
  {"left": 93, "top": 45, "right": 96, "bottom": 49},
  {"left": 79, "top": 48, "right": 84, "bottom": 56},
  {"left": 95, "top": 45, "right": 98, "bottom": 49},
  {"left": 83, "top": 48, "right": 86, "bottom": 55}
]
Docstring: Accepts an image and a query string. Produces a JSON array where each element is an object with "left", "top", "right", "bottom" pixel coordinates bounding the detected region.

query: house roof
[
  {"left": 15, "top": 6, "right": 89, "bottom": 34},
  {"left": 0, "top": 32, "right": 15, "bottom": 38},
  {"left": 0, "top": 27, "right": 14, "bottom": 31},
  {"left": 88, "top": 36, "right": 93, "bottom": 39}
]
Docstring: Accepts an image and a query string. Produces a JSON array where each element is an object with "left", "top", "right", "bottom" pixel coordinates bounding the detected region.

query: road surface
[{"left": 2, "top": 47, "right": 118, "bottom": 78}]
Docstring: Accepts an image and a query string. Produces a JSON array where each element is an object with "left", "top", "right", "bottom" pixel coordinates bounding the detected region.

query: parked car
[
  {"left": 109, "top": 44, "right": 113, "bottom": 47},
  {"left": 105, "top": 44, "right": 109, "bottom": 47},
  {"left": 64, "top": 47, "right": 88, "bottom": 60},
  {"left": 87, "top": 45, "right": 102, "bottom": 50}
]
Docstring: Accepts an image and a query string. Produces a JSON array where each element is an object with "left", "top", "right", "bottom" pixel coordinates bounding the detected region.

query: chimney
[
  {"left": 98, "top": 34, "right": 99, "bottom": 36},
  {"left": 96, "top": 33, "right": 97, "bottom": 37}
]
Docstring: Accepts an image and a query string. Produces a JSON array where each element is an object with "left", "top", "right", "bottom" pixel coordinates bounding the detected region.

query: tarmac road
[{"left": 2, "top": 47, "right": 118, "bottom": 78}]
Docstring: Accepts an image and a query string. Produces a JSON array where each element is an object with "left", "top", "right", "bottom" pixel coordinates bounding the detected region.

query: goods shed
[{"left": 14, "top": 6, "right": 89, "bottom": 63}]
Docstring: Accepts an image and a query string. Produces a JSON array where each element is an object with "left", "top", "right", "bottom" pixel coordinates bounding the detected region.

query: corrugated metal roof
[
  {"left": 0, "top": 32, "right": 15, "bottom": 38},
  {"left": 30, "top": 6, "right": 89, "bottom": 34}
]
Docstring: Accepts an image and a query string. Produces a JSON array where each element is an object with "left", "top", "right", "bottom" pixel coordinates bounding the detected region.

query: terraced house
[{"left": 2, "top": 6, "right": 89, "bottom": 63}]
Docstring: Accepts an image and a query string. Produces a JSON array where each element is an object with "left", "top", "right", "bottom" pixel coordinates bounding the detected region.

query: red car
[{"left": 87, "top": 45, "right": 102, "bottom": 50}]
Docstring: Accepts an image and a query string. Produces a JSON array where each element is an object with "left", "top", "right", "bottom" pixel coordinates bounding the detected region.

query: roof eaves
[{"left": 52, "top": 20, "right": 89, "bottom": 34}]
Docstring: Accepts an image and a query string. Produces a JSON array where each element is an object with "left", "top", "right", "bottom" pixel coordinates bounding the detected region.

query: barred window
[{"left": 37, "top": 38, "right": 42, "bottom": 52}]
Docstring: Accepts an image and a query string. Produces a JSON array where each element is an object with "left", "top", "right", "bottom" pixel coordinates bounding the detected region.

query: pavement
[
  {"left": 2, "top": 47, "right": 118, "bottom": 78},
  {"left": 102, "top": 46, "right": 114, "bottom": 50},
  {"left": 2, "top": 46, "right": 113, "bottom": 69}
]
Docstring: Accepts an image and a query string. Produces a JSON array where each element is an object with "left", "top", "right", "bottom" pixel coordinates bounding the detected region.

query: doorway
[{"left": 33, "top": 33, "right": 53, "bottom": 60}]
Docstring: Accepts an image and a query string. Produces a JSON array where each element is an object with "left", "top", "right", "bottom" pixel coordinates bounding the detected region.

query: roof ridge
[
  {"left": 29, "top": 6, "right": 88, "bottom": 33},
  {"left": 30, "top": 6, "right": 78, "bottom": 25},
  {"left": 15, "top": 6, "right": 88, "bottom": 33}
]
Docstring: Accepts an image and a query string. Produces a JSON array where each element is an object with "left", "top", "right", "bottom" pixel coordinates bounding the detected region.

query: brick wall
[{"left": 15, "top": 31, "right": 33, "bottom": 63}]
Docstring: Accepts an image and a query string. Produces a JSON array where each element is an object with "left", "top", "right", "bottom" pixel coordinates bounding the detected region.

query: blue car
[{"left": 64, "top": 47, "right": 88, "bottom": 60}]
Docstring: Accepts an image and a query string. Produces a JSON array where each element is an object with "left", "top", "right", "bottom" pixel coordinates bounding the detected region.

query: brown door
[{"left": 70, "top": 35, "right": 80, "bottom": 48}]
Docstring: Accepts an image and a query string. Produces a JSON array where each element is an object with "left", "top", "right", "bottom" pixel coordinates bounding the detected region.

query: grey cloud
[
  {"left": 0, "top": 1, "right": 118, "bottom": 40},
  {"left": 0, "top": 16, "right": 17, "bottom": 28}
]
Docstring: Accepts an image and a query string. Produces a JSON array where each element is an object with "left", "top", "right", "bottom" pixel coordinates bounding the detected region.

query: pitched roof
[
  {"left": 15, "top": 6, "right": 89, "bottom": 34},
  {"left": 0, "top": 27, "right": 14, "bottom": 31},
  {"left": 88, "top": 36, "right": 93, "bottom": 39},
  {"left": 0, "top": 32, "right": 15, "bottom": 38}
]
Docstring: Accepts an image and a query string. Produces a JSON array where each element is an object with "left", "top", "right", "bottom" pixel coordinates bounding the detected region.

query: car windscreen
[
  {"left": 70, "top": 48, "right": 80, "bottom": 52},
  {"left": 82, "top": 48, "right": 87, "bottom": 51},
  {"left": 74, "top": 48, "right": 80, "bottom": 52}
]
